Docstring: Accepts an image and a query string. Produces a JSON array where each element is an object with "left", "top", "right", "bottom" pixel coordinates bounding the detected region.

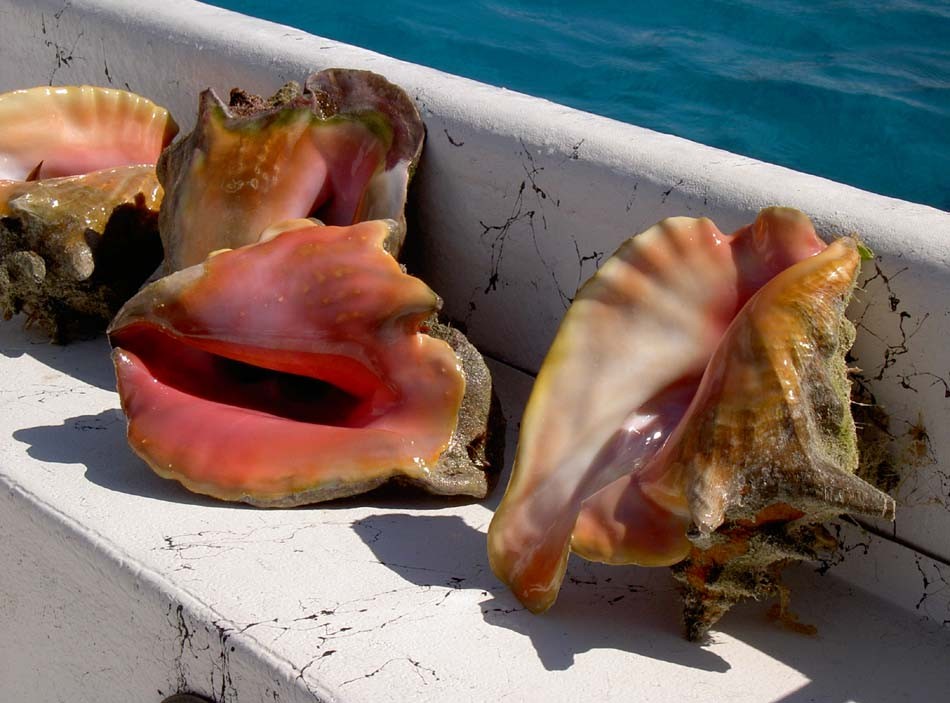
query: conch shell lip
[
  {"left": 109, "top": 329, "right": 376, "bottom": 426},
  {"left": 108, "top": 219, "right": 478, "bottom": 506},
  {"left": 0, "top": 84, "right": 178, "bottom": 181},
  {"left": 303, "top": 68, "right": 425, "bottom": 171},
  {"left": 107, "top": 219, "right": 416, "bottom": 415}
]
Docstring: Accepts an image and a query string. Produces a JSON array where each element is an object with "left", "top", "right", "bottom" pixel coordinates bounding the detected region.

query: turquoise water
[{"left": 211, "top": 1, "right": 950, "bottom": 210}]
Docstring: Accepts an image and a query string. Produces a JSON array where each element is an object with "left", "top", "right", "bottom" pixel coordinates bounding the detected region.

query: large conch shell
[
  {"left": 0, "top": 86, "right": 177, "bottom": 341},
  {"left": 488, "top": 208, "right": 894, "bottom": 639},
  {"left": 157, "top": 69, "right": 425, "bottom": 273},
  {"left": 109, "top": 219, "right": 502, "bottom": 505}
]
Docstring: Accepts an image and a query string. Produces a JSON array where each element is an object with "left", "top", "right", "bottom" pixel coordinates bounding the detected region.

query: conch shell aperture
[
  {"left": 487, "top": 207, "right": 895, "bottom": 639},
  {"left": 109, "top": 219, "right": 502, "bottom": 505},
  {"left": 107, "top": 70, "right": 501, "bottom": 505}
]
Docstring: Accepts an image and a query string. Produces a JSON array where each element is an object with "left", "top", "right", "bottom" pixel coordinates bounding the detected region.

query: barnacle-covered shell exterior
[
  {"left": 0, "top": 165, "right": 164, "bottom": 341},
  {"left": 662, "top": 238, "right": 894, "bottom": 639},
  {"left": 488, "top": 208, "right": 826, "bottom": 614},
  {"left": 0, "top": 85, "right": 177, "bottom": 342},
  {"left": 0, "top": 85, "right": 178, "bottom": 180},
  {"left": 157, "top": 69, "right": 425, "bottom": 273},
  {"left": 488, "top": 208, "right": 894, "bottom": 638},
  {"left": 109, "top": 219, "right": 501, "bottom": 505}
]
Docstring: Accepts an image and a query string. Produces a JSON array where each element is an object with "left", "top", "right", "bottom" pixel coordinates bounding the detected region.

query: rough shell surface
[
  {"left": 665, "top": 238, "right": 894, "bottom": 638},
  {"left": 0, "top": 165, "right": 164, "bottom": 342},
  {"left": 487, "top": 208, "right": 894, "bottom": 638},
  {"left": 109, "top": 219, "right": 501, "bottom": 506}
]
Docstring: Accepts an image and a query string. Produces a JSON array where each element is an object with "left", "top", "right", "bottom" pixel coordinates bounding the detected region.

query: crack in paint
[
  {"left": 625, "top": 182, "right": 639, "bottom": 212},
  {"left": 477, "top": 141, "right": 610, "bottom": 310},
  {"left": 157, "top": 523, "right": 327, "bottom": 563},
  {"left": 340, "top": 656, "right": 439, "bottom": 687},
  {"left": 847, "top": 257, "right": 949, "bottom": 524},
  {"left": 41, "top": 3, "right": 85, "bottom": 86},
  {"left": 660, "top": 179, "right": 684, "bottom": 204},
  {"left": 913, "top": 554, "right": 950, "bottom": 625}
]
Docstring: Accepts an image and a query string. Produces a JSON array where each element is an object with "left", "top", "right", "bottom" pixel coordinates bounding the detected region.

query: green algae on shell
[
  {"left": 157, "top": 69, "right": 425, "bottom": 273},
  {"left": 487, "top": 208, "right": 894, "bottom": 639}
]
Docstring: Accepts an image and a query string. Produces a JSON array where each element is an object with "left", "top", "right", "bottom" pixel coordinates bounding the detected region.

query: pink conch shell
[
  {"left": 157, "top": 69, "right": 425, "bottom": 272},
  {"left": 577, "top": 236, "right": 894, "bottom": 638},
  {"left": 0, "top": 85, "right": 178, "bottom": 180},
  {"left": 488, "top": 208, "right": 894, "bottom": 635},
  {"left": 109, "top": 219, "right": 501, "bottom": 505},
  {"left": 0, "top": 85, "right": 177, "bottom": 341}
]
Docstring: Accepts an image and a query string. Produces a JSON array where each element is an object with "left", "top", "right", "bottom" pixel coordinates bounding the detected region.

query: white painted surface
[
  {"left": 0, "top": 0, "right": 949, "bottom": 700},
  {"left": 2, "top": 324, "right": 949, "bottom": 702}
]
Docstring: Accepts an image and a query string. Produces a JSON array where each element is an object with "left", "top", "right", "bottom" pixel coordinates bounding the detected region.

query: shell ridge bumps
[{"left": 0, "top": 85, "right": 178, "bottom": 180}]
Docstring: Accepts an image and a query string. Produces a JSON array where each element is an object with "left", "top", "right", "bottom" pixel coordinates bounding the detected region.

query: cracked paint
[
  {"left": 478, "top": 140, "right": 609, "bottom": 310},
  {"left": 443, "top": 128, "right": 464, "bottom": 147},
  {"left": 848, "top": 256, "right": 950, "bottom": 528},
  {"left": 40, "top": 2, "right": 85, "bottom": 86}
]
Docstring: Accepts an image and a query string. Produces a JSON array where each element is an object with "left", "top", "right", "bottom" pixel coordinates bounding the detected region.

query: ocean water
[{"left": 211, "top": 0, "right": 950, "bottom": 210}]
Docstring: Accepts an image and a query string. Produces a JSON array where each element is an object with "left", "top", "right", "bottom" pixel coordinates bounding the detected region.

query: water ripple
[{"left": 211, "top": 0, "right": 950, "bottom": 210}]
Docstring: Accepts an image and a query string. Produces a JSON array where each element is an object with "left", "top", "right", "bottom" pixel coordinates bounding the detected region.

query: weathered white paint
[
  {"left": 1, "top": 0, "right": 948, "bottom": 700},
  {"left": 2, "top": 324, "right": 950, "bottom": 702}
]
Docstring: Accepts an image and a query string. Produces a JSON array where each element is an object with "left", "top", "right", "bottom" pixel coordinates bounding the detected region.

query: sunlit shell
[
  {"left": 1, "top": 165, "right": 164, "bottom": 342},
  {"left": 0, "top": 85, "right": 177, "bottom": 342},
  {"left": 108, "top": 219, "right": 501, "bottom": 505},
  {"left": 157, "top": 69, "right": 424, "bottom": 273},
  {"left": 0, "top": 85, "right": 178, "bottom": 180},
  {"left": 0, "top": 179, "right": 16, "bottom": 217},
  {"left": 487, "top": 208, "right": 894, "bottom": 637},
  {"left": 575, "top": 238, "right": 894, "bottom": 636},
  {"left": 488, "top": 208, "right": 826, "bottom": 613}
]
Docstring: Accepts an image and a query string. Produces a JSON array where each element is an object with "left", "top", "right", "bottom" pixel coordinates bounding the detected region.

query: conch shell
[
  {"left": 0, "top": 86, "right": 177, "bottom": 341},
  {"left": 109, "top": 219, "right": 502, "bottom": 505},
  {"left": 0, "top": 85, "right": 177, "bottom": 181},
  {"left": 488, "top": 207, "right": 894, "bottom": 638},
  {"left": 157, "top": 69, "right": 425, "bottom": 273},
  {"left": 1, "top": 166, "right": 165, "bottom": 341}
]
